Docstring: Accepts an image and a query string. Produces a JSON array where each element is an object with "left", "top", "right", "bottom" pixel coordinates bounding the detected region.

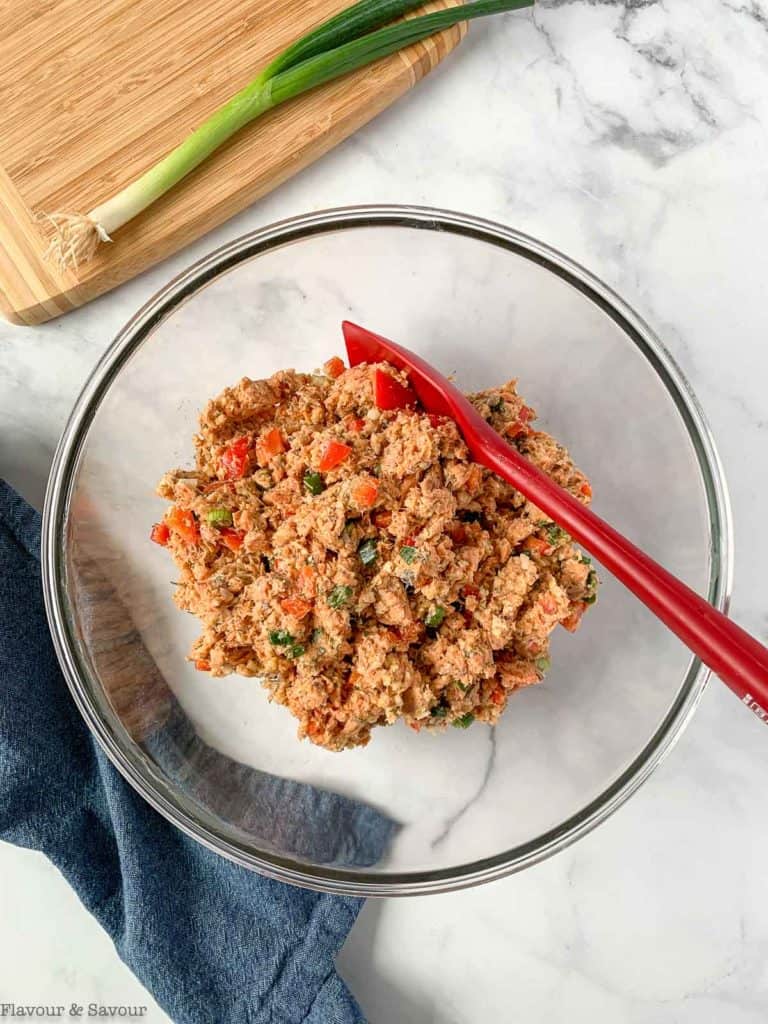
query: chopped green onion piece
[
  {"left": 327, "top": 585, "right": 353, "bottom": 609},
  {"left": 455, "top": 679, "right": 471, "bottom": 693},
  {"left": 544, "top": 522, "right": 570, "bottom": 546},
  {"left": 425, "top": 605, "right": 446, "bottom": 629},
  {"left": 310, "top": 628, "right": 324, "bottom": 644},
  {"left": 452, "top": 712, "right": 475, "bottom": 729},
  {"left": 431, "top": 704, "right": 448, "bottom": 718},
  {"left": 535, "top": 656, "right": 551, "bottom": 674},
  {"left": 358, "top": 538, "right": 378, "bottom": 566},
  {"left": 269, "top": 630, "right": 295, "bottom": 646},
  {"left": 400, "top": 545, "right": 418, "bottom": 564},
  {"left": 303, "top": 471, "right": 325, "bottom": 495},
  {"left": 585, "top": 569, "right": 599, "bottom": 605},
  {"left": 287, "top": 643, "right": 306, "bottom": 659},
  {"left": 488, "top": 396, "right": 505, "bottom": 412},
  {"left": 206, "top": 507, "right": 233, "bottom": 526}
]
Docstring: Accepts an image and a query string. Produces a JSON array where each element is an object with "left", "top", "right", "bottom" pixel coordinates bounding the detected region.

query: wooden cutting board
[{"left": 0, "top": 0, "right": 464, "bottom": 326}]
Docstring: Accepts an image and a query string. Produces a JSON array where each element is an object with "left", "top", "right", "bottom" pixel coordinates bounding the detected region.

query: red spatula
[{"left": 343, "top": 320, "right": 768, "bottom": 724}]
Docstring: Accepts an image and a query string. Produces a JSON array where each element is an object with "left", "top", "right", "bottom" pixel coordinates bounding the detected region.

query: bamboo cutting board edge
[{"left": 0, "top": 1, "right": 466, "bottom": 326}]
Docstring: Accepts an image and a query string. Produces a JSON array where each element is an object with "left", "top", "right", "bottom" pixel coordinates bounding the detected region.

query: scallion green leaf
[
  {"left": 206, "top": 507, "right": 233, "bottom": 526},
  {"left": 400, "top": 545, "right": 418, "bottom": 564},
  {"left": 269, "top": 630, "right": 295, "bottom": 646},
  {"left": 358, "top": 538, "right": 378, "bottom": 566},
  {"left": 303, "top": 471, "right": 325, "bottom": 495},
  {"left": 327, "top": 585, "right": 353, "bottom": 609},
  {"left": 425, "top": 605, "right": 446, "bottom": 628},
  {"left": 452, "top": 712, "right": 475, "bottom": 729}
]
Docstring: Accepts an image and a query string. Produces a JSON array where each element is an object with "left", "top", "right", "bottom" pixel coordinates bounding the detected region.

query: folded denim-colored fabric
[{"left": 0, "top": 479, "right": 396, "bottom": 1024}]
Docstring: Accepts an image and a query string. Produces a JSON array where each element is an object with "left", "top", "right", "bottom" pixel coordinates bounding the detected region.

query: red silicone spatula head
[{"left": 342, "top": 320, "right": 502, "bottom": 461}]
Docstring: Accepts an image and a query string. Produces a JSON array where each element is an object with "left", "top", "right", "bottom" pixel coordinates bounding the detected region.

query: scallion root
[{"left": 43, "top": 213, "right": 111, "bottom": 274}]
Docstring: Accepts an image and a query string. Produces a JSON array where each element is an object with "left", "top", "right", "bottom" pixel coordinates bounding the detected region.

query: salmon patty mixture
[{"left": 153, "top": 357, "right": 597, "bottom": 751}]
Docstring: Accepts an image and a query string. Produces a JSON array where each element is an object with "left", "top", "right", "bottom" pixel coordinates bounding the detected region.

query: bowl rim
[{"left": 42, "top": 204, "right": 733, "bottom": 896}]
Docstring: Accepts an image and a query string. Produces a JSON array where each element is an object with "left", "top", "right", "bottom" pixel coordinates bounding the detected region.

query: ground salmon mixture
[{"left": 153, "top": 358, "right": 597, "bottom": 751}]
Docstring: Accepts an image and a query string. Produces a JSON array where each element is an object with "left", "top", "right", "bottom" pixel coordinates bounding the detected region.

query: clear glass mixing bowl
[{"left": 42, "top": 206, "right": 732, "bottom": 895}]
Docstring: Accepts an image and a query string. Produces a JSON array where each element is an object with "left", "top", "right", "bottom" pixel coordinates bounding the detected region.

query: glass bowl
[{"left": 42, "top": 206, "right": 732, "bottom": 895}]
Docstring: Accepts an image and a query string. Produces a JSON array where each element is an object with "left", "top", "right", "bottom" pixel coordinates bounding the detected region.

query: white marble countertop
[{"left": 2, "top": 1, "right": 768, "bottom": 1020}]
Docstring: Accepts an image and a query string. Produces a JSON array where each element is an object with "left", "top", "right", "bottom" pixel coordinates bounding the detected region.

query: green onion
[
  {"left": 425, "top": 605, "right": 446, "bottom": 628},
  {"left": 431, "top": 704, "right": 448, "bottom": 718},
  {"left": 46, "top": 0, "right": 534, "bottom": 270},
  {"left": 303, "top": 471, "right": 325, "bottom": 495},
  {"left": 455, "top": 679, "right": 471, "bottom": 692},
  {"left": 327, "top": 584, "right": 353, "bottom": 609},
  {"left": 488, "top": 396, "right": 505, "bottom": 412},
  {"left": 452, "top": 712, "right": 475, "bottom": 729},
  {"left": 206, "top": 508, "right": 233, "bottom": 526},
  {"left": 535, "top": 656, "right": 551, "bottom": 674},
  {"left": 400, "top": 545, "right": 418, "bottom": 564},
  {"left": 360, "top": 536, "right": 380, "bottom": 569},
  {"left": 544, "top": 522, "right": 570, "bottom": 546},
  {"left": 585, "top": 569, "right": 599, "bottom": 605},
  {"left": 269, "top": 630, "right": 295, "bottom": 646},
  {"left": 287, "top": 643, "right": 306, "bottom": 659},
  {"left": 310, "top": 627, "right": 325, "bottom": 644},
  {"left": 358, "top": 538, "right": 378, "bottom": 566}
]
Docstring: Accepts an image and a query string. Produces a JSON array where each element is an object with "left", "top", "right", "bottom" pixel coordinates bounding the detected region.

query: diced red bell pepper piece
[
  {"left": 351, "top": 477, "right": 379, "bottom": 509},
  {"left": 541, "top": 595, "right": 558, "bottom": 615},
  {"left": 150, "top": 522, "right": 170, "bottom": 546},
  {"left": 297, "top": 566, "right": 316, "bottom": 599},
  {"left": 220, "top": 528, "right": 245, "bottom": 552},
  {"left": 255, "top": 428, "right": 286, "bottom": 467},
  {"left": 522, "top": 535, "right": 554, "bottom": 557},
  {"left": 373, "top": 368, "right": 417, "bottom": 411},
  {"left": 427, "top": 413, "right": 448, "bottom": 428},
  {"left": 318, "top": 439, "right": 352, "bottom": 472},
  {"left": 561, "top": 602, "right": 587, "bottom": 633},
  {"left": 166, "top": 507, "right": 199, "bottom": 544},
  {"left": 464, "top": 465, "right": 483, "bottom": 494},
  {"left": 580, "top": 481, "right": 593, "bottom": 499},
  {"left": 220, "top": 436, "right": 251, "bottom": 480},
  {"left": 346, "top": 416, "right": 366, "bottom": 433},
  {"left": 324, "top": 356, "right": 346, "bottom": 379},
  {"left": 519, "top": 405, "right": 535, "bottom": 424},
  {"left": 505, "top": 421, "right": 531, "bottom": 440},
  {"left": 280, "top": 597, "right": 313, "bottom": 619},
  {"left": 491, "top": 685, "right": 505, "bottom": 707},
  {"left": 195, "top": 659, "right": 211, "bottom": 672}
]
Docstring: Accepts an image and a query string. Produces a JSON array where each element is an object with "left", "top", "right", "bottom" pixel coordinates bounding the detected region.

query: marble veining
[
  {"left": 431, "top": 729, "right": 497, "bottom": 849},
  {"left": 2, "top": 1, "right": 768, "bottom": 1020}
]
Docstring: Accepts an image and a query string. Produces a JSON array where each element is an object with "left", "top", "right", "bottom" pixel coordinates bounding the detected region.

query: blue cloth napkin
[{"left": 0, "top": 479, "right": 392, "bottom": 1024}]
